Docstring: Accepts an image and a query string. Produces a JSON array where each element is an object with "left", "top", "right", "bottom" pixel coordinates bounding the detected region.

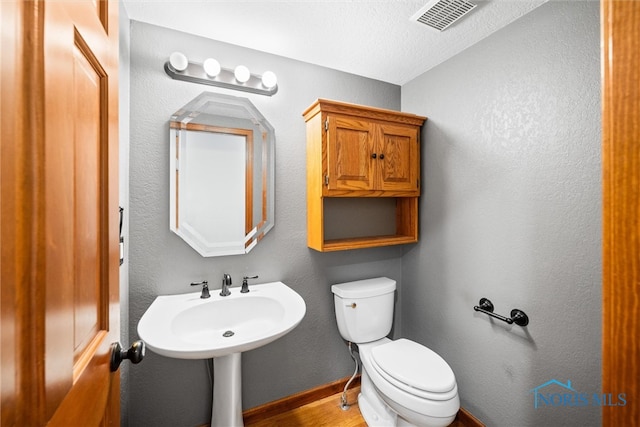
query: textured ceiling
[{"left": 123, "top": 0, "right": 547, "bottom": 85}]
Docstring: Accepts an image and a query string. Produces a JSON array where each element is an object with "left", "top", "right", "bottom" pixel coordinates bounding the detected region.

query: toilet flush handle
[{"left": 346, "top": 302, "right": 356, "bottom": 308}]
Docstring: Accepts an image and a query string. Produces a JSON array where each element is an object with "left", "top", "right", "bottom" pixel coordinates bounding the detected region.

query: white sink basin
[{"left": 138, "top": 281, "right": 306, "bottom": 359}]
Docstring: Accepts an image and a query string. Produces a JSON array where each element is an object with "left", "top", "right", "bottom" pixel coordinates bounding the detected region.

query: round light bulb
[
  {"left": 234, "top": 65, "right": 251, "bottom": 83},
  {"left": 203, "top": 58, "right": 221, "bottom": 77},
  {"left": 261, "top": 71, "right": 277, "bottom": 89},
  {"left": 168, "top": 52, "right": 188, "bottom": 71}
]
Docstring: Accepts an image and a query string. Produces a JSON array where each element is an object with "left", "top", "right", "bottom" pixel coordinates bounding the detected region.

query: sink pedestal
[{"left": 212, "top": 353, "right": 244, "bottom": 427}]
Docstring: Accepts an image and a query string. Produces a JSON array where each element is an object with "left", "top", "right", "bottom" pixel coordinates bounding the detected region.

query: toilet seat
[{"left": 370, "top": 339, "right": 457, "bottom": 401}]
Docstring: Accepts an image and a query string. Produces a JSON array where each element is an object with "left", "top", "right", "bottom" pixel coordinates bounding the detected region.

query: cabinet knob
[
  {"left": 371, "top": 153, "right": 377, "bottom": 159},
  {"left": 379, "top": 153, "right": 385, "bottom": 160}
]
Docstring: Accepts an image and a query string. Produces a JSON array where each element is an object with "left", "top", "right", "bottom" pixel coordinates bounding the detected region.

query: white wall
[
  {"left": 118, "top": 1, "right": 131, "bottom": 425},
  {"left": 401, "top": 2, "right": 601, "bottom": 426},
  {"left": 126, "top": 21, "right": 404, "bottom": 426}
]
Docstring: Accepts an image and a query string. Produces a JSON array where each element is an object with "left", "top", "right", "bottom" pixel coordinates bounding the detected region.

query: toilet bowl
[
  {"left": 360, "top": 339, "right": 459, "bottom": 427},
  {"left": 332, "top": 277, "right": 459, "bottom": 427}
]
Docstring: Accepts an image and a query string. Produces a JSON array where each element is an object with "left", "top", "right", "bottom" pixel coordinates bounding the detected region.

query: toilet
[{"left": 332, "top": 277, "right": 459, "bottom": 427}]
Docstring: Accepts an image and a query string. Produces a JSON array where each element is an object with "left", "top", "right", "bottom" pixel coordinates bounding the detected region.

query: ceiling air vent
[{"left": 411, "top": 0, "right": 477, "bottom": 31}]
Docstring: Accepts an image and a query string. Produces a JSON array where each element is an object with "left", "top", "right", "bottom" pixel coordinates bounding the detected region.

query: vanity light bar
[{"left": 164, "top": 52, "right": 278, "bottom": 97}]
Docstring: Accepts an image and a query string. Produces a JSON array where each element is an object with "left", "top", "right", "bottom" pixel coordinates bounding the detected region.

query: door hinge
[
  {"left": 417, "top": 179, "right": 420, "bottom": 188},
  {"left": 324, "top": 175, "right": 329, "bottom": 186},
  {"left": 324, "top": 119, "right": 329, "bottom": 131}
]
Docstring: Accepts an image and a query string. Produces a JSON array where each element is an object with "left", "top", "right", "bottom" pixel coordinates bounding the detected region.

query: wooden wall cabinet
[{"left": 303, "top": 99, "right": 426, "bottom": 251}]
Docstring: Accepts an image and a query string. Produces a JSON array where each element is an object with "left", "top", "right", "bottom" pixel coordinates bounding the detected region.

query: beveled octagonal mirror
[{"left": 169, "top": 92, "right": 274, "bottom": 256}]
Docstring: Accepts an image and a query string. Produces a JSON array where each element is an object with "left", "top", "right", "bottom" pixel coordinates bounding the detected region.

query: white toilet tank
[{"left": 332, "top": 277, "right": 396, "bottom": 343}]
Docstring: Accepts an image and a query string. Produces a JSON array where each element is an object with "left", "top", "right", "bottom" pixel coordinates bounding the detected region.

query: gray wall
[
  {"left": 127, "top": 21, "right": 404, "bottom": 427},
  {"left": 401, "top": 2, "right": 601, "bottom": 426},
  {"left": 126, "top": 2, "right": 602, "bottom": 426}
]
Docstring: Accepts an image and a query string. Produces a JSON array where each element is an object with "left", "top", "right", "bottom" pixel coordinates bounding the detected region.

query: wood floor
[
  {"left": 245, "top": 387, "right": 365, "bottom": 427},
  {"left": 244, "top": 386, "right": 472, "bottom": 427}
]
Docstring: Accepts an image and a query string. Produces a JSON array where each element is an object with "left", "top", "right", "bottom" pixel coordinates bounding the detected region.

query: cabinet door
[
  {"left": 326, "top": 115, "right": 375, "bottom": 191},
  {"left": 376, "top": 123, "right": 420, "bottom": 192}
]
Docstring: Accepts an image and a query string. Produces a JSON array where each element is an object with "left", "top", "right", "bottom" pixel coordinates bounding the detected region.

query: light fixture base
[{"left": 164, "top": 61, "right": 278, "bottom": 97}]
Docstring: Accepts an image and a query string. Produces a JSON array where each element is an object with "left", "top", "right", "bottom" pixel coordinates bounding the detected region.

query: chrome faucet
[{"left": 220, "top": 273, "right": 232, "bottom": 296}]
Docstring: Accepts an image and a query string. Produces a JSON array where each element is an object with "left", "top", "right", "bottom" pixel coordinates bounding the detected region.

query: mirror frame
[{"left": 169, "top": 92, "right": 275, "bottom": 256}]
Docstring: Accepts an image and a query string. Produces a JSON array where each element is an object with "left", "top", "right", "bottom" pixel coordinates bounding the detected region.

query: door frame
[{"left": 601, "top": 1, "right": 640, "bottom": 426}]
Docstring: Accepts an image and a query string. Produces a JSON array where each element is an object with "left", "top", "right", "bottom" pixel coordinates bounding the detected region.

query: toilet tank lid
[{"left": 331, "top": 277, "right": 396, "bottom": 298}]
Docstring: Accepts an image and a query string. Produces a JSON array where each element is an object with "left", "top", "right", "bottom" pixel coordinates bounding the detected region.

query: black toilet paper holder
[{"left": 473, "top": 298, "right": 529, "bottom": 327}]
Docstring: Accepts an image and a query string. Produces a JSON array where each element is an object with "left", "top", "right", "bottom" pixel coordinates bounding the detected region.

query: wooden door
[
  {"left": 326, "top": 115, "right": 376, "bottom": 191},
  {"left": 1, "top": 0, "right": 120, "bottom": 425},
  {"left": 376, "top": 123, "right": 419, "bottom": 193},
  {"left": 601, "top": 0, "right": 640, "bottom": 426}
]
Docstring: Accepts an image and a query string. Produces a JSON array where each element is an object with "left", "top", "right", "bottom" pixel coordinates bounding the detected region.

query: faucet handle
[
  {"left": 190, "top": 280, "right": 210, "bottom": 299},
  {"left": 241, "top": 275, "right": 259, "bottom": 293}
]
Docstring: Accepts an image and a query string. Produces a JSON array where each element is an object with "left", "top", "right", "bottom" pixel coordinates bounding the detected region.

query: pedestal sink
[{"left": 137, "top": 281, "right": 306, "bottom": 426}]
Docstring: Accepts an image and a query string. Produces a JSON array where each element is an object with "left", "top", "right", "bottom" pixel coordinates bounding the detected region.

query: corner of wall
[{"left": 118, "top": 1, "right": 131, "bottom": 425}]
